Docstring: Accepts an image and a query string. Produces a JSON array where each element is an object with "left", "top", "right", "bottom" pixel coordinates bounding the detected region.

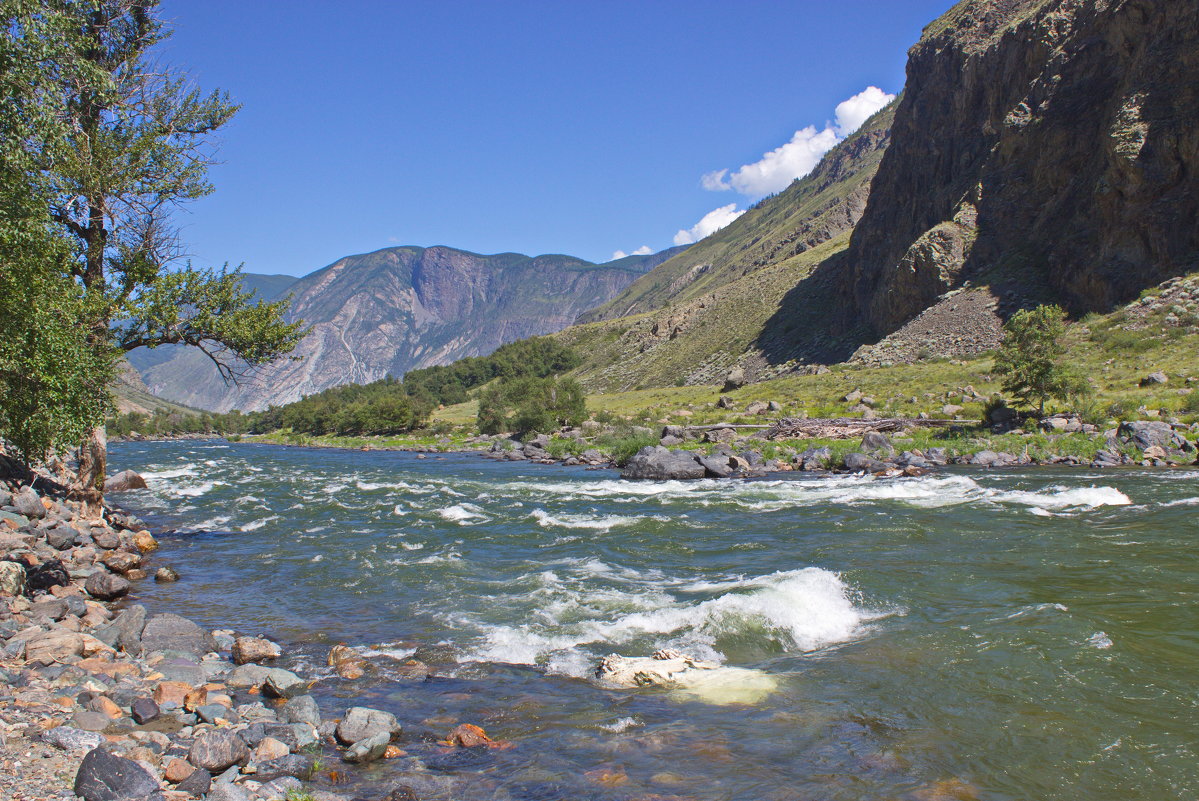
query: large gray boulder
[
  {"left": 620, "top": 447, "right": 705, "bottom": 480},
  {"left": 140, "top": 613, "right": 218, "bottom": 659},
  {"left": 74, "top": 747, "right": 165, "bottom": 801},
  {"left": 93, "top": 605, "right": 147, "bottom": 654},
  {"left": 103, "top": 470, "right": 147, "bottom": 493},
  {"left": 1119, "top": 420, "right": 1183, "bottom": 450},
  {"left": 188, "top": 729, "right": 249, "bottom": 772},
  {"left": 11, "top": 488, "right": 46, "bottom": 519},
  {"left": 343, "top": 731, "right": 389, "bottom": 764},
  {"left": 335, "top": 706, "right": 401, "bottom": 745},
  {"left": 843, "top": 452, "right": 890, "bottom": 473}
]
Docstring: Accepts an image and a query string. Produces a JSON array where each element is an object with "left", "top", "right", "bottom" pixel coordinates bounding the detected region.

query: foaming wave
[
  {"left": 173, "top": 480, "right": 226, "bottom": 498},
  {"left": 436, "top": 503, "right": 488, "bottom": 524},
  {"left": 239, "top": 515, "right": 280, "bottom": 532},
  {"left": 460, "top": 567, "right": 887, "bottom": 675},
  {"left": 531, "top": 508, "right": 640, "bottom": 531}
]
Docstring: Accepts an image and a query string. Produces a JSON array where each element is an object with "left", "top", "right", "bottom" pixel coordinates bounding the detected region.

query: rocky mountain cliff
[
  {"left": 560, "top": 0, "right": 1198, "bottom": 391},
  {"left": 843, "top": 0, "right": 1199, "bottom": 337},
  {"left": 134, "top": 246, "right": 677, "bottom": 411}
]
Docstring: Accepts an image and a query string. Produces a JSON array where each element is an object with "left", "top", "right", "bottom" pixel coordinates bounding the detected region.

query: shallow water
[{"left": 109, "top": 440, "right": 1199, "bottom": 800}]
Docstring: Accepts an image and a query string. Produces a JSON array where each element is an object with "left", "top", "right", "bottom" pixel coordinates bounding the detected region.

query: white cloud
[
  {"left": 674, "top": 203, "right": 745, "bottom": 246},
  {"left": 703, "top": 86, "right": 895, "bottom": 198},
  {"left": 834, "top": 86, "right": 893, "bottom": 138},
  {"left": 609, "top": 245, "right": 653, "bottom": 261}
]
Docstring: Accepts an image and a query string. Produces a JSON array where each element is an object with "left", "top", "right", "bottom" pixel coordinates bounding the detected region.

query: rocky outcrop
[{"left": 843, "top": 0, "right": 1199, "bottom": 337}]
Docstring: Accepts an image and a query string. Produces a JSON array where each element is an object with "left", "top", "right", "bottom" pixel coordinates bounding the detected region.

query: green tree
[
  {"left": 993, "top": 304, "right": 1083, "bottom": 416},
  {"left": 477, "top": 375, "right": 587, "bottom": 436},
  {"left": 2, "top": 1, "right": 306, "bottom": 510}
]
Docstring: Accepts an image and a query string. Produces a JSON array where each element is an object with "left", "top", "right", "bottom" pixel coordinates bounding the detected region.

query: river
[{"left": 107, "top": 439, "right": 1199, "bottom": 800}]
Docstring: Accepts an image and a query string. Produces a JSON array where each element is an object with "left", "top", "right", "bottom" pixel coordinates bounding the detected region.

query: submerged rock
[{"left": 594, "top": 649, "right": 777, "bottom": 705}]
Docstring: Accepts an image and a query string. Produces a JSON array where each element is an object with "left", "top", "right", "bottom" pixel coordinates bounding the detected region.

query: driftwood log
[{"left": 763, "top": 417, "right": 963, "bottom": 440}]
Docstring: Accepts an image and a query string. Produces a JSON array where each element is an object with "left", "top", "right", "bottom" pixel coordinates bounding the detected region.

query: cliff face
[
  {"left": 844, "top": 0, "right": 1199, "bottom": 336},
  {"left": 134, "top": 246, "right": 670, "bottom": 412}
]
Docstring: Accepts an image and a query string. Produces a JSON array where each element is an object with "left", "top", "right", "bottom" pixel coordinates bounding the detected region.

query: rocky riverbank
[{"left": 0, "top": 465, "right": 492, "bottom": 801}]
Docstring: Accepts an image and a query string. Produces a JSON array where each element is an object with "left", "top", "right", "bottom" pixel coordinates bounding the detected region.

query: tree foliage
[
  {"left": 250, "top": 377, "right": 432, "bottom": 437},
  {"left": 477, "top": 375, "right": 587, "bottom": 436},
  {"left": 0, "top": 1, "right": 306, "bottom": 496},
  {"left": 993, "top": 305, "right": 1084, "bottom": 415},
  {"left": 403, "top": 337, "right": 581, "bottom": 407}
]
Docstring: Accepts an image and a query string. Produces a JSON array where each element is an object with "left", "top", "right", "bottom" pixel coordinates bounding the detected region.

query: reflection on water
[{"left": 110, "top": 440, "right": 1199, "bottom": 800}]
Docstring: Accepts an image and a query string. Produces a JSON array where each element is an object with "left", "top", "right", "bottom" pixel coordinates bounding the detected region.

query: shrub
[{"left": 477, "top": 376, "right": 586, "bottom": 436}]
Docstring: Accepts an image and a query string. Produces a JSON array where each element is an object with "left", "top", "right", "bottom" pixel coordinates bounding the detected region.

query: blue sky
[{"left": 161, "top": 0, "right": 956, "bottom": 277}]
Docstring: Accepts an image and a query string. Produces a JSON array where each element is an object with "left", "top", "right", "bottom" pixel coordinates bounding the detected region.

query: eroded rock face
[{"left": 843, "top": 0, "right": 1199, "bottom": 336}]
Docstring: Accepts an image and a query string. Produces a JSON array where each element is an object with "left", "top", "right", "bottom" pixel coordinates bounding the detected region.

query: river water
[{"left": 107, "top": 439, "right": 1199, "bottom": 800}]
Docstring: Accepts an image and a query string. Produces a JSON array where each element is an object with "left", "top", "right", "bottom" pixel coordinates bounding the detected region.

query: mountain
[
  {"left": 131, "top": 246, "right": 679, "bottom": 411},
  {"left": 554, "top": 103, "right": 895, "bottom": 391},
  {"left": 557, "top": 0, "right": 1198, "bottom": 390}
]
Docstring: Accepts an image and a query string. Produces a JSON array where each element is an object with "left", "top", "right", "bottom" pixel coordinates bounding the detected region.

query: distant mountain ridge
[{"left": 129, "top": 245, "right": 682, "bottom": 411}]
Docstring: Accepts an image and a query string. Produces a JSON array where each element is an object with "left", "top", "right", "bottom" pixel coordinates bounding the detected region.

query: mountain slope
[
  {"left": 554, "top": 104, "right": 896, "bottom": 391},
  {"left": 136, "top": 246, "right": 676, "bottom": 411},
  {"left": 579, "top": 105, "right": 894, "bottom": 324}
]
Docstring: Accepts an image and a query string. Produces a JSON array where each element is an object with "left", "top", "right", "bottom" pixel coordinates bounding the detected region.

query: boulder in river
[
  {"left": 232, "top": 635, "right": 282, "bottom": 665},
  {"left": 620, "top": 446, "right": 705, "bottom": 480},
  {"left": 343, "top": 731, "right": 390, "bottom": 763},
  {"left": 103, "top": 470, "right": 147, "bottom": 493},
  {"left": 336, "top": 706, "right": 401, "bottom": 744},
  {"left": 594, "top": 649, "right": 777, "bottom": 706}
]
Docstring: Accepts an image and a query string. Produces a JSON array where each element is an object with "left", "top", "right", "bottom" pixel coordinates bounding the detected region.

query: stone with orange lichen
[
  {"left": 183, "top": 686, "right": 208, "bottom": 712},
  {"left": 163, "top": 757, "right": 194, "bottom": 783},
  {"left": 440, "top": 723, "right": 492, "bottom": 747},
  {"left": 384, "top": 744, "right": 406, "bottom": 758}
]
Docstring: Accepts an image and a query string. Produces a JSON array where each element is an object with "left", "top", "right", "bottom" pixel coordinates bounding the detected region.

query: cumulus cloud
[
  {"left": 834, "top": 86, "right": 894, "bottom": 138},
  {"left": 610, "top": 245, "right": 653, "bottom": 261},
  {"left": 673, "top": 203, "right": 745, "bottom": 246},
  {"left": 703, "top": 86, "right": 895, "bottom": 198}
]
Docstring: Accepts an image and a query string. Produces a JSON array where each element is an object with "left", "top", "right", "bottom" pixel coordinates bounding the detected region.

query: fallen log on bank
[{"left": 763, "top": 417, "right": 965, "bottom": 440}]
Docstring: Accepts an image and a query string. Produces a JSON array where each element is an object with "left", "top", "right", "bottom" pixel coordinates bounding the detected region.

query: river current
[{"left": 107, "top": 439, "right": 1199, "bottom": 800}]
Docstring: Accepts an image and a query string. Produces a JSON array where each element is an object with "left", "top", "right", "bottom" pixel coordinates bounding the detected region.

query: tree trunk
[{"left": 73, "top": 424, "right": 106, "bottom": 518}]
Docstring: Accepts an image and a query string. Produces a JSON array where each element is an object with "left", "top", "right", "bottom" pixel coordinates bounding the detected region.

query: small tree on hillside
[{"left": 993, "top": 304, "right": 1084, "bottom": 416}]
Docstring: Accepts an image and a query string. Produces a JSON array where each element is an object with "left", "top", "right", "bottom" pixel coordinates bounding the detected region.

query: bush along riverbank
[{"left": 0, "top": 467, "right": 496, "bottom": 801}]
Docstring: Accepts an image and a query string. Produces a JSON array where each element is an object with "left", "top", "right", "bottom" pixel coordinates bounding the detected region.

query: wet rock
[
  {"left": 0, "top": 560, "right": 26, "bottom": 596},
  {"left": 232, "top": 635, "right": 282, "bottom": 664},
  {"left": 103, "top": 470, "right": 147, "bottom": 493},
  {"left": 130, "top": 696, "right": 160, "bottom": 724},
  {"left": 336, "top": 706, "right": 401, "bottom": 744},
  {"left": 227, "top": 662, "right": 272, "bottom": 688},
  {"left": 85, "top": 570, "right": 130, "bottom": 601},
  {"left": 263, "top": 667, "right": 308, "bottom": 698},
  {"left": 620, "top": 446, "right": 705, "bottom": 480},
  {"left": 154, "top": 566, "right": 179, "bottom": 582},
  {"left": 141, "top": 613, "right": 218, "bottom": 659},
  {"left": 258, "top": 777, "right": 303, "bottom": 801},
  {"left": 343, "top": 731, "right": 390, "bottom": 763},
  {"left": 43, "top": 725, "right": 104, "bottom": 753},
  {"left": 188, "top": 729, "right": 249, "bottom": 772},
  {"left": 279, "top": 694, "right": 321, "bottom": 727},
  {"left": 394, "top": 657, "right": 432, "bottom": 680},
  {"left": 74, "top": 746, "right": 165, "bottom": 801},
  {"left": 131, "top": 530, "right": 158, "bottom": 552},
  {"left": 101, "top": 550, "right": 141, "bottom": 575},
  {"left": 253, "top": 736, "right": 291, "bottom": 763},
  {"left": 254, "top": 754, "right": 315, "bottom": 782},
  {"left": 442, "top": 723, "right": 493, "bottom": 747}
]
